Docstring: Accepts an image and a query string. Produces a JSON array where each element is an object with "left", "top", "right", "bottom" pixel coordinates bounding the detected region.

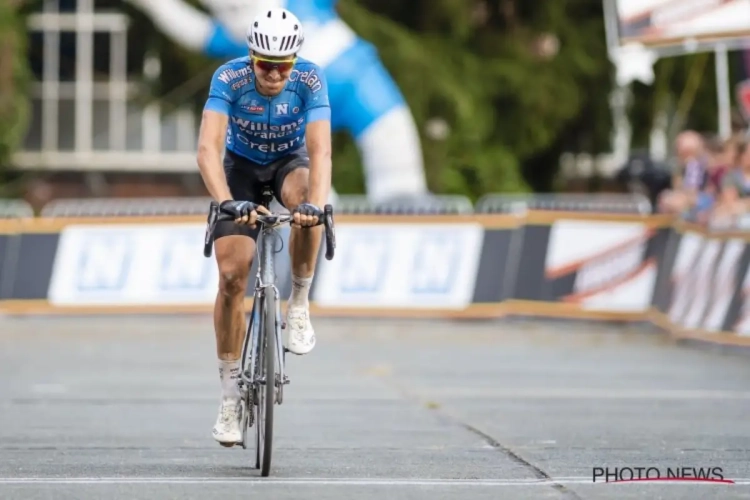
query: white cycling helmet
[{"left": 246, "top": 8, "right": 304, "bottom": 58}]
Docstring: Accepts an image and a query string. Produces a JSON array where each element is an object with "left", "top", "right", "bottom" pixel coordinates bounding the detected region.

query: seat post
[{"left": 261, "top": 188, "right": 274, "bottom": 209}]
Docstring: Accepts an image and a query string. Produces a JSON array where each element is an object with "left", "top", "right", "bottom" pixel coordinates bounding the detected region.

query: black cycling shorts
[{"left": 214, "top": 148, "right": 309, "bottom": 241}]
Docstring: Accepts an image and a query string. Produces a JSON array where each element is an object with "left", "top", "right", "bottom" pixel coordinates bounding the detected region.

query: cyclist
[{"left": 196, "top": 7, "right": 331, "bottom": 446}]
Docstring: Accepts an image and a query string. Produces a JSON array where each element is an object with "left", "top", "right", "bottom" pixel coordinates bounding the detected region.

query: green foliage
[
  {"left": 0, "top": 0, "right": 32, "bottom": 190},
  {"left": 338, "top": 0, "right": 612, "bottom": 197}
]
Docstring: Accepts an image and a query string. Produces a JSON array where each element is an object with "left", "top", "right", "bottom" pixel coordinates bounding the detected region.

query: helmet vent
[
  {"left": 281, "top": 36, "right": 297, "bottom": 52},
  {"left": 253, "top": 32, "right": 270, "bottom": 51}
]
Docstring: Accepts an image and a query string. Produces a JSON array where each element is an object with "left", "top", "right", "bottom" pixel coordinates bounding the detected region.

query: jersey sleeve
[
  {"left": 302, "top": 65, "right": 331, "bottom": 124},
  {"left": 203, "top": 65, "right": 235, "bottom": 115}
]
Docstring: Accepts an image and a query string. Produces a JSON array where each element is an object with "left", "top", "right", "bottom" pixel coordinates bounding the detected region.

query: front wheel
[{"left": 255, "top": 291, "right": 276, "bottom": 477}]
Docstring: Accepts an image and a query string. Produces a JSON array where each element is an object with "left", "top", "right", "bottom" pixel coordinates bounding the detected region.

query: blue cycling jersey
[{"left": 203, "top": 56, "right": 331, "bottom": 165}]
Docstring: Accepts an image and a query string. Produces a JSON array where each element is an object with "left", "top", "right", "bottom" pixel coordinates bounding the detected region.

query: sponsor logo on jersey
[
  {"left": 242, "top": 100, "right": 264, "bottom": 114},
  {"left": 217, "top": 66, "right": 250, "bottom": 84},
  {"left": 289, "top": 68, "right": 323, "bottom": 93},
  {"left": 231, "top": 78, "right": 251, "bottom": 90},
  {"left": 234, "top": 134, "right": 304, "bottom": 153},
  {"left": 275, "top": 103, "right": 289, "bottom": 115},
  {"left": 231, "top": 116, "right": 305, "bottom": 139}
]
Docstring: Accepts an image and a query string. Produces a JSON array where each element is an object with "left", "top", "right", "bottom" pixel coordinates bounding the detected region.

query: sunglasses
[{"left": 251, "top": 55, "right": 297, "bottom": 73}]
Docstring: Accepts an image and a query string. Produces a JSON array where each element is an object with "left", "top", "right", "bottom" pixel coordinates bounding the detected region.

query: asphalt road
[{"left": 1, "top": 316, "right": 749, "bottom": 499}]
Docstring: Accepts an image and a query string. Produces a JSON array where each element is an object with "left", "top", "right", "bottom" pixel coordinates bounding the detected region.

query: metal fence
[
  {"left": 0, "top": 200, "right": 35, "bottom": 219},
  {"left": 35, "top": 192, "right": 654, "bottom": 217},
  {"left": 40, "top": 197, "right": 215, "bottom": 217},
  {"left": 475, "top": 193, "right": 653, "bottom": 215},
  {"left": 334, "top": 195, "right": 475, "bottom": 215}
]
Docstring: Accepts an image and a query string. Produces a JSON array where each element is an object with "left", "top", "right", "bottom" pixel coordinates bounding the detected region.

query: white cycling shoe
[
  {"left": 212, "top": 397, "right": 243, "bottom": 447},
  {"left": 284, "top": 305, "right": 316, "bottom": 355}
]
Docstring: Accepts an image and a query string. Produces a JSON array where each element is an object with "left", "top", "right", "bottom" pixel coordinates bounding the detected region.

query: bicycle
[{"left": 202, "top": 189, "right": 336, "bottom": 477}]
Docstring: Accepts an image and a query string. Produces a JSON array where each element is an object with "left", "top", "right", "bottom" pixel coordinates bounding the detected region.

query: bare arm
[
  {"left": 305, "top": 119, "right": 332, "bottom": 208},
  {"left": 197, "top": 110, "right": 232, "bottom": 203}
]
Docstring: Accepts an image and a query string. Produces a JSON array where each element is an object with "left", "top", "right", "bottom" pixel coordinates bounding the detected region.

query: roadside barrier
[{"left": 0, "top": 209, "right": 747, "bottom": 349}]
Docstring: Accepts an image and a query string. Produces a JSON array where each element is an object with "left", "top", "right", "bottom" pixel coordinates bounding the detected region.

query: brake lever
[{"left": 203, "top": 202, "right": 219, "bottom": 258}]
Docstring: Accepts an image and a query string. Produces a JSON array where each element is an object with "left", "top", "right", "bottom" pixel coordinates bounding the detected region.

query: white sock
[
  {"left": 219, "top": 359, "right": 241, "bottom": 400},
  {"left": 289, "top": 274, "right": 313, "bottom": 308}
]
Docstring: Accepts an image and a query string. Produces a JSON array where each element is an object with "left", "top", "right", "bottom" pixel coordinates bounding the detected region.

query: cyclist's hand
[
  {"left": 220, "top": 200, "right": 268, "bottom": 228},
  {"left": 292, "top": 202, "right": 322, "bottom": 228}
]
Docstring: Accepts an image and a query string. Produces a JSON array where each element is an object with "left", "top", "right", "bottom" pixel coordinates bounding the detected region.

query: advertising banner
[
  {"left": 611, "top": 0, "right": 750, "bottom": 50},
  {"left": 542, "top": 220, "right": 657, "bottom": 312},
  {"left": 665, "top": 228, "right": 750, "bottom": 334},
  {"left": 48, "top": 224, "right": 219, "bottom": 306},
  {"left": 313, "top": 223, "right": 484, "bottom": 310}
]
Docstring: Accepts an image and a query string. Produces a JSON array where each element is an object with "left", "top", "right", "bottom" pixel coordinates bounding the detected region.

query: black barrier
[
  {"left": 651, "top": 228, "right": 680, "bottom": 313},
  {"left": 0, "top": 233, "right": 11, "bottom": 300},
  {"left": 512, "top": 224, "right": 552, "bottom": 301},
  {"left": 7, "top": 233, "right": 60, "bottom": 300},
  {"left": 646, "top": 227, "right": 673, "bottom": 309},
  {"left": 471, "top": 228, "right": 519, "bottom": 303}
]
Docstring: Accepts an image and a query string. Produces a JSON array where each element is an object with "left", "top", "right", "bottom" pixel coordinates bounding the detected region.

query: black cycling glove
[
  {"left": 219, "top": 200, "right": 258, "bottom": 219},
  {"left": 293, "top": 203, "right": 323, "bottom": 218}
]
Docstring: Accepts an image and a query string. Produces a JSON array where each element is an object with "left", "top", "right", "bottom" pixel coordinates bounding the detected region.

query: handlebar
[
  {"left": 215, "top": 211, "right": 295, "bottom": 225},
  {"left": 203, "top": 202, "right": 336, "bottom": 261}
]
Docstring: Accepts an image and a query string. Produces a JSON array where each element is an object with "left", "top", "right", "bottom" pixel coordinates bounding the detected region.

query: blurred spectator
[
  {"left": 713, "top": 140, "right": 750, "bottom": 220},
  {"left": 614, "top": 150, "right": 672, "bottom": 213},
  {"left": 691, "top": 135, "right": 738, "bottom": 223},
  {"left": 657, "top": 130, "right": 709, "bottom": 217},
  {"left": 705, "top": 135, "right": 736, "bottom": 194}
]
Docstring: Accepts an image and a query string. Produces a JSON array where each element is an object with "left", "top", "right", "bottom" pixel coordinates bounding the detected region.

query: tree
[
  {"left": 0, "top": 0, "right": 32, "bottom": 195},
  {"left": 338, "top": 0, "right": 613, "bottom": 195}
]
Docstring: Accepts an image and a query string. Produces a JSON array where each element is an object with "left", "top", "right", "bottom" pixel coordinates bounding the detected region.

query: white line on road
[
  {"left": 414, "top": 387, "right": 750, "bottom": 399},
  {"left": 0, "top": 477, "right": 748, "bottom": 486}
]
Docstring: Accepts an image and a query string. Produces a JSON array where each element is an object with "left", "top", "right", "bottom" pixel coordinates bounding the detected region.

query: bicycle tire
[
  {"left": 259, "top": 291, "right": 276, "bottom": 477},
  {"left": 253, "top": 297, "right": 264, "bottom": 470},
  {"left": 240, "top": 300, "right": 256, "bottom": 453}
]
